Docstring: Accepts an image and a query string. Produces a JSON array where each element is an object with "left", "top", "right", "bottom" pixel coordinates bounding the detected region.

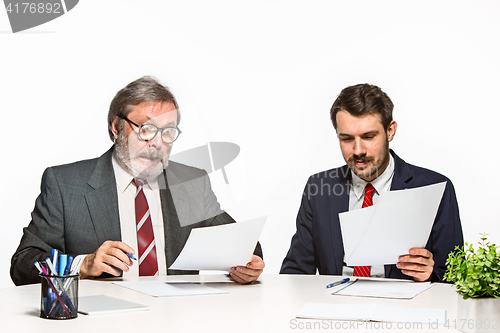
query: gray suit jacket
[{"left": 11, "top": 147, "right": 262, "bottom": 285}]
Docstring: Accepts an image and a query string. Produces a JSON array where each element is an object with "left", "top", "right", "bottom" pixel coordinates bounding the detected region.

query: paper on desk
[
  {"left": 169, "top": 216, "right": 266, "bottom": 271},
  {"left": 78, "top": 294, "right": 149, "bottom": 315},
  {"left": 297, "top": 303, "right": 446, "bottom": 324},
  {"left": 331, "top": 279, "right": 434, "bottom": 299},
  {"left": 340, "top": 182, "right": 446, "bottom": 266},
  {"left": 113, "top": 280, "right": 228, "bottom": 297}
]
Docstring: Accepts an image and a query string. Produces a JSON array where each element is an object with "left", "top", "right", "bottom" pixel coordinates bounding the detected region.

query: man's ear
[
  {"left": 387, "top": 120, "right": 397, "bottom": 142},
  {"left": 111, "top": 117, "right": 120, "bottom": 140}
]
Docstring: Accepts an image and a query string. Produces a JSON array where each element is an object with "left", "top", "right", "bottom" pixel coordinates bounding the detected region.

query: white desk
[{"left": 1, "top": 274, "right": 462, "bottom": 332}]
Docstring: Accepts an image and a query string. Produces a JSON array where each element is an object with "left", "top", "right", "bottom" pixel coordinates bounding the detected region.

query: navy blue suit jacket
[{"left": 280, "top": 151, "right": 463, "bottom": 281}]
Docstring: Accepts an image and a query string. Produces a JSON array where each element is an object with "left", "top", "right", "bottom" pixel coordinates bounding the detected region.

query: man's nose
[
  {"left": 353, "top": 138, "right": 366, "bottom": 156},
  {"left": 148, "top": 132, "right": 164, "bottom": 148}
]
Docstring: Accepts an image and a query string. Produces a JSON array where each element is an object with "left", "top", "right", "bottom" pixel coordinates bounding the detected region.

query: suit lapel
[
  {"left": 389, "top": 150, "right": 413, "bottom": 191},
  {"left": 159, "top": 168, "right": 192, "bottom": 269},
  {"left": 84, "top": 148, "right": 121, "bottom": 245}
]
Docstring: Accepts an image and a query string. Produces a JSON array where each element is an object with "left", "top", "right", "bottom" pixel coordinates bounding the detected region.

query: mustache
[
  {"left": 348, "top": 154, "right": 374, "bottom": 163},
  {"left": 135, "top": 148, "right": 164, "bottom": 159}
]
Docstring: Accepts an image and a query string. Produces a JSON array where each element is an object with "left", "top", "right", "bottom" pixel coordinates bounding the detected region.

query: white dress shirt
[
  {"left": 342, "top": 154, "right": 395, "bottom": 277},
  {"left": 112, "top": 155, "right": 167, "bottom": 276}
]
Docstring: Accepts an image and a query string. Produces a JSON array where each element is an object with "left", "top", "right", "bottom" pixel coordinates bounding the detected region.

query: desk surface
[{"left": 1, "top": 274, "right": 462, "bottom": 332}]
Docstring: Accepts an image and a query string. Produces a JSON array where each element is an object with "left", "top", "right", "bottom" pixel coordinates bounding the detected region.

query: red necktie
[
  {"left": 133, "top": 179, "right": 159, "bottom": 276},
  {"left": 353, "top": 183, "right": 376, "bottom": 278}
]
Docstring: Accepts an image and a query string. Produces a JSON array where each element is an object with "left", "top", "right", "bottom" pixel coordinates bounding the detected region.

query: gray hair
[{"left": 107, "top": 76, "right": 180, "bottom": 141}]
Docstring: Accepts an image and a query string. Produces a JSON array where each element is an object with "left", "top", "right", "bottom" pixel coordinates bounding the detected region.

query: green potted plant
[{"left": 444, "top": 233, "right": 500, "bottom": 333}]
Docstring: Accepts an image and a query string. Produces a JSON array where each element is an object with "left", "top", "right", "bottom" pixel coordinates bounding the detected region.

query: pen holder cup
[{"left": 39, "top": 273, "right": 79, "bottom": 319}]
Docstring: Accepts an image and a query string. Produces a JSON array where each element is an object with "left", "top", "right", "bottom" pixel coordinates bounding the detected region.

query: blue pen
[
  {"left": 326, "top": 277, "right": 350, "bottom": 289},
  {"left": 63, "top": 256, "right": 73, "bottom": 276},
  {"left": 104, "top": 240, "right": 136, "bottom": 261},
  {"left": 59, "top": 254, "right": 67, "bottom": 276}
]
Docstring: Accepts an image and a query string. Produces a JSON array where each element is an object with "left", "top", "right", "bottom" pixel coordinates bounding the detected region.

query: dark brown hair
[{"left": 330, "top": 83, "right": 393, "bottom": 130}]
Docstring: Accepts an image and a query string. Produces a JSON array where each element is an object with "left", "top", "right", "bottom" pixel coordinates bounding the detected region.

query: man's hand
[
  {"left": 80, "top": 241, "right": 135, "bottom": 279},
  {"left": 230, "top": 255, "right": 265, "bottom": 284},
  {"left": 397, "top": 248, "right": 434, "bottom": 282}
]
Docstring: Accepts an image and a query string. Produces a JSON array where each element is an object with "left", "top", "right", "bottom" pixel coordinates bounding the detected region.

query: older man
[{"left": 11, "top": 76, "right": 264, "bottom": 285}]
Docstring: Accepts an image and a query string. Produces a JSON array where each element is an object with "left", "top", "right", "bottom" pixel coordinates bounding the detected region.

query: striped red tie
[
  {"left": 133, "top": 179, "right": 159, "bottom": 276},
  {"left": 353, "top": 183, "right": 376, "bottom": 278}
]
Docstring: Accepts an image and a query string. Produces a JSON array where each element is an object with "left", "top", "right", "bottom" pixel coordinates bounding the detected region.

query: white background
[{"left": 1, "top": 0, "right": 499, "bottom": 288}]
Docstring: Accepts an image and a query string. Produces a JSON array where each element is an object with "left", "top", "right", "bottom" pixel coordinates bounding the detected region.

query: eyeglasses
[{"left": 119, "top": 115, "right": 182, "bottom": 144}]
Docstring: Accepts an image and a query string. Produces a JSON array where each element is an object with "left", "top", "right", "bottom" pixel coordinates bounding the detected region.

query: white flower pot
[{"left": 456, "top": 295, "right": 500, "bottom": 333}]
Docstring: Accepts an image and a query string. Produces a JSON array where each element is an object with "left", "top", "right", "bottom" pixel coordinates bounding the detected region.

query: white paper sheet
[
  {"left": 340, "top": 182, "right": 446, "bottom": 266},
  {"left": 78, "top": 294, "right": 149, "bottom": 315},
  {"left": 297, "top": 303, "right": 446, "bottom": 324},
  {"left": 331, "top": 279, "right": 434, "bottom": 299},
  {"left": 113, "top": 280, "right": 228, "bottom": 297},
  {"left": 169, "top": 216, "right": 266, "bottom": 271}
]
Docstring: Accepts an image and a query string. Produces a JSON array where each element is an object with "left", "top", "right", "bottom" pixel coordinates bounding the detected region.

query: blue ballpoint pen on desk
[{"left": 326, "top": 277, "right": 350, "bottom": 289}]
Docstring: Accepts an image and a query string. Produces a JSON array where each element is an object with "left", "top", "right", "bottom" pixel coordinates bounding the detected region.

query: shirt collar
[
  {"left": 111, "top": 154, "right": 159, "bottom": 193},
  {"left": 351, "top": 153, "right": 395, "bottom": 199}
]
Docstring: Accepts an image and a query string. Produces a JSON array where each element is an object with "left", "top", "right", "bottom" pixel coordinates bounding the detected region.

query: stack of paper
[
  {"left": 113, "top": 280, "right": 229, "bottom": 297},
  {"left": 78, "top": 294, "right": 149, "bottom": 315},
  {"left": 297, "top": 303, "right": 446, "bottom": 324},
  {"left": 329, "top": 279, "right": 434, "bottom": 299},
  {"left": 169, "top": 216, "right": 266, "bottom": 271},
  {"left": 340, "top": 182, "right": 446, "bottom": 265}
]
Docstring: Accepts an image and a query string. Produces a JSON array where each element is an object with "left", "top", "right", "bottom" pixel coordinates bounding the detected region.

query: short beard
[
  {"left": 348, "top": 139, "right": 390, "bottom": 181},
  {"left": 114, "top": 130, "right": 168, "bottom": 179}
]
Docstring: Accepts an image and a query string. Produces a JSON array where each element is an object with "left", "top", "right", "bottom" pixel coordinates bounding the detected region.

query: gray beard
[{"left": 114, "top": 132, "right": 168, "bottom": 179}]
